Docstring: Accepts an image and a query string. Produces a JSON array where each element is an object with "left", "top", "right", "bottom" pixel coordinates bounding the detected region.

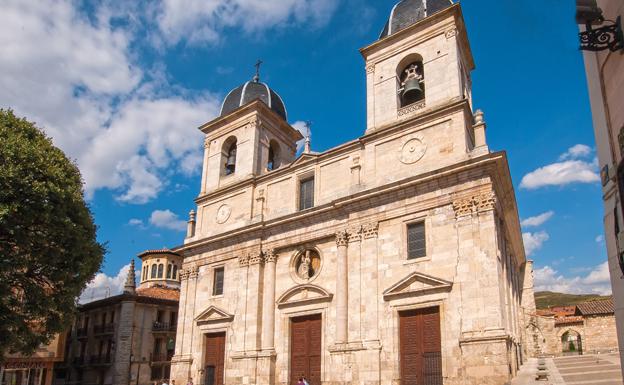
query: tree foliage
[{"left": 0, "top": 109, "right": 104, "bottom": 359}]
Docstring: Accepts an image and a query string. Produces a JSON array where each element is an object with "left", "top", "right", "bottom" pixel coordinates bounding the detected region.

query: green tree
[{"left": 0, "top": 109, "right": 105, "bottom": 359}]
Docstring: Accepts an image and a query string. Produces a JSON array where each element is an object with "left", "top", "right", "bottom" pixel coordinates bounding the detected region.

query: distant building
[
  {"left": 526, "top": 297, "right": 618, "bottom": 357},
  {"left": 170, "top": 2, "right": 531, "bottom": 385},
  {"left": 0, "top": 333, "right": 66, "bottom": 385},
  {"left": 575, "top": 0, "right": 624, "bottom": 373},
  {"left": 58, "top": 250, "right": 181, "bottom": 385}
]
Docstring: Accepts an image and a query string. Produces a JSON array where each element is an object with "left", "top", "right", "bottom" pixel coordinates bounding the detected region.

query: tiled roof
[
  {"left": 576, "top": 297, "right": 614, "bottom": 316},
  {"left": 136, "top": 286, "right": 180, "bottom": 302},
  {"left": 536, "top": 309, "right": 555, "bottom": 317},
  {"left": 554, "top": 316, "right": 584, "bottom": 326}
]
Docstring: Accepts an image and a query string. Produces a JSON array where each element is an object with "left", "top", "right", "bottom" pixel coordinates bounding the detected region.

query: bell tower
[
  {"left": 198, "top": 71, "right": 303, "bottom": 195},
  {"left": 360, "top": 0, "right": 475, "bottom": 133}
]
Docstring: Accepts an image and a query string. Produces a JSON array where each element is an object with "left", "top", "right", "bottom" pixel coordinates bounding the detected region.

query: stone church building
[{"left": 170, "top": 1, "right": 530, "bottom": 385}]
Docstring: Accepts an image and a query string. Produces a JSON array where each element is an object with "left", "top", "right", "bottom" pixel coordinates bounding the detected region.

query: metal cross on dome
[{"left": 253, "top": 59, "right": 263, "bottom": 82}]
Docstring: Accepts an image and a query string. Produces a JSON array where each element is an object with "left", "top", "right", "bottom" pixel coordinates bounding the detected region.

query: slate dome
[
  {"left": 220, "top": 76, "right": 287, "bottom": 121},
  {"left": 379, "top": 0, "right": 453, "bottom": 39}
]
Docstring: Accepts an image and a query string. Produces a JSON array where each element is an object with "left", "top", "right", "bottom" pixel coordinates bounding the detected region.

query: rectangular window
[
  {"left": 213, "top": 267, "right": 224, "bottom": 296},
  {"left": 407, "top": 222, "right": 426, "bottom": 260},
  {"left": 299, "top": 177, "right": 315, "bottom": 211}
]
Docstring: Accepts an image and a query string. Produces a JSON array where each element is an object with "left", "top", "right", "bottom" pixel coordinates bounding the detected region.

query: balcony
[
  {"left": 88, "top": 355, "right": 113, "bottom": 366},
  {"left": 93, "top": 323, "right": 115, "bottom": 335},
  {"left": 152, "top": 322, "right": 176, "bottom": 333},
  {"left": 150, "top": 352, "right": 174, "bottom": 363}
]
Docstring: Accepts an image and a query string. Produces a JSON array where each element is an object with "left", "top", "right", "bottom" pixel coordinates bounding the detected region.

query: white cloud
[
  {"left": 521, "top": 211, "right": 554, "bottom": 228},
  {"left": 149, "top": 209, "right": 187, "bottom": 232},
  {"left": 128, "top": 218, "right": 144, "bottom": 227},
  {"left": 79, "top": 263, "right": 134, "bottom": 304},
  {"left": 559, "top": 144, "right": 592, "bottom": 161},
  {"left": 596, "top": 235, "right": 605, "bottom": 243},
  {"left": 520, "top": 145, "right": 599, "bottom": 190},
  {"left": 523, "top": 231, "right": 549, "bottom": 256},
  {"left": 156, "top": 0, "right": 340, "bottom": 46},
  {"left": 0, "top": 0, "right": 220, "bottom": 204},
  {"left": 520, "top": 160, "right": 599, "bottom": 189},
  {"left": 534, "top": 262, "right": 612, "bottom": 295}
]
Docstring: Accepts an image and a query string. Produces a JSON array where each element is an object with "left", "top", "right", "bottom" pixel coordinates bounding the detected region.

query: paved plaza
[{"left": 512, "top": 354, "right": 623, "bottom": 385}]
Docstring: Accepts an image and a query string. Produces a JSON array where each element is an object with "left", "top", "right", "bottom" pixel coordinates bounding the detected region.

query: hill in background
[{"left": 534, "top": 291, "right": 610, "bottom": 309}]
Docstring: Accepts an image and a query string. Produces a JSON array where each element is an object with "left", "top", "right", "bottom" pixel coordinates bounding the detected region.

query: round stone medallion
[
  {"left": 292, "top": 249, "right": 322, "bottom": 282},
  {"left": 216, "top": 204, "right": 232, "bottom": 224},
  {"left": 400, "top": 137, "right": 426, "bottom": 164}
]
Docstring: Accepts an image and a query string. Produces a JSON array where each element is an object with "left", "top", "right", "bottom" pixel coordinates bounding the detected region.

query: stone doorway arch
[{"left": 561, "top": 330, "right": 583, "bottom": 355}]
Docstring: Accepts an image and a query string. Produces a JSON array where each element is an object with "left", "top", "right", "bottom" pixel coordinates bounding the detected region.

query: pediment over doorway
[
  {"left": 195, "top": 305, "right": 234, "bottom": 325},
  {"left": 383, "top": 272, "right": 452, "bottom": 301},
  {"left": 277, "top": 284, "right": 333, "bottom": 308}
]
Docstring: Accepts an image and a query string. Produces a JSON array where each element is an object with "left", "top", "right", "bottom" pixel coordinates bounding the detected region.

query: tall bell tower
[{"left": 361, "top": 0, "right": 476, "bottom": 134}]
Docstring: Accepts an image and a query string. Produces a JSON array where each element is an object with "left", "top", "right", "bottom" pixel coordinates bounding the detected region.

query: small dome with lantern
[
  {"left": 379, "top": 0, "right": 453, "bottom": 39},
  {"left": 219, "top": 63, "right": 288, "bottom": 121}
]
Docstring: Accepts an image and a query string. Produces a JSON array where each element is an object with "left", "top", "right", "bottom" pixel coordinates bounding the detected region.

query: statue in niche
[{"left": 295, "top": 249, "right": 320, "bottom": 280}]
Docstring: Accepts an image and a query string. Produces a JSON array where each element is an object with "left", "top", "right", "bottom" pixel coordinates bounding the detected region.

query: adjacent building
[
  {"left": 575, "top": 0, "right": 624, "bottom": 373},
  {"left": 0, "top": 333, "right": 66, "bottom": 385},
  {"left": 525, "top": 297, "right": 618, "bottom": 357},
  {"left": 170, "top": 2, "right": 530, "bottom": 385},
  {"left": 58, "top": 250, "right": 181, "bottom": 385}
]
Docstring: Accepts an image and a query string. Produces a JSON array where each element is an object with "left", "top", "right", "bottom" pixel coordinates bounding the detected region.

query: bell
[
  {"left": 402, "top": 78, "right": 423, "bottom": 103},
  {"left": 225, "top": 153, "right": 236, "bottom": 174}
]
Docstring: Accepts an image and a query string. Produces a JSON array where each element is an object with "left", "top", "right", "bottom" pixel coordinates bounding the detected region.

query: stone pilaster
[
  {"left": 244, "top": 247, "right": 264, "bottom": 352},
  {"left": 200, "top": 137, "right": 210, "bottom": 194},
  {"left": 261, "top": 249, "right": 277, "bottom": 351},
  {"left": 335, "top": 230, "right": 349, "bottom": 344}
]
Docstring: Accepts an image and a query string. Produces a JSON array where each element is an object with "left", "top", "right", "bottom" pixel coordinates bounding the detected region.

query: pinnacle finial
[
  {"left": 304, "top": 121, "right": 312, "bottom": 154},
  {"left": 124, "top": 259, "right": 136, "bottom": 294},
  {"left": 253, "top": 59, "right": 263, "bottom": 82}
]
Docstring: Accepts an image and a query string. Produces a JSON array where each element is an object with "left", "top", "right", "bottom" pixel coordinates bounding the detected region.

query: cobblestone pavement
[{"left": 511, "top": 354, "right": 622, "bottom": 385}]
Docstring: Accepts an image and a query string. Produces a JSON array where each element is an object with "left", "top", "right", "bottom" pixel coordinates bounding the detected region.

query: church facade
[{"left": 171, "top": 2, "right": 530, "bottom": 385}]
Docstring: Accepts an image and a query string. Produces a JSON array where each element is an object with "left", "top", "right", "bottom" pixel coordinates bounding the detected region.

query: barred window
[
  {"left": 407, "top": 222, "right": 426, "bottom": 259},
  {"left": 299, "top": 178, "right": 315, "bottom": 211},
  {"left": 213, "top": 267, "right": 224, "bottom": 296}
]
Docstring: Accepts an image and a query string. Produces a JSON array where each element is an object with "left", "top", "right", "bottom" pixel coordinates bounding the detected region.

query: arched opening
[
  {"left": 267, "top": 140, "right": 281, "bottom": 171},
  {"left": 157, "top": 264, "right": 164, "bottom": 278},
  {"left": 173, "top": 265, "right": 178, "bottom": 280},
  {"left": 151, "top": 264, "right": 157, "bottom": 279},
  {"left": 397, "top": 54, "right": 425, "bottom": 108},
  {"left": 223, "top": 137, "right": 237, "bottom": 176},
  {"left": 142, "top": 266, "right": 147, "bottom": 281},
  {"left": 166, "top": 264, "right": 172, "bottom": 279},
  {"left": 561, "top": 330, "right": 583, "bottom": 355}
]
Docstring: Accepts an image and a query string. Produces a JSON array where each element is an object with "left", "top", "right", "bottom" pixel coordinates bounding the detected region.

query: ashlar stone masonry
[{"left": 170, "top": 3, "right": 531, "bottom": 385}]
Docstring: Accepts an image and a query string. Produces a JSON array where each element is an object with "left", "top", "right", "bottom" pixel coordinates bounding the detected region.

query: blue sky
[{"left": 0, "top": 0, "right": 610, "bottom": 300}]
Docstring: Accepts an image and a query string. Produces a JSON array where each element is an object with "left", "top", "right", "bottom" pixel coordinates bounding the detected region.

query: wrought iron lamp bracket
[{"left": 580, "top": 16, "right": 624, "bottom": 52}]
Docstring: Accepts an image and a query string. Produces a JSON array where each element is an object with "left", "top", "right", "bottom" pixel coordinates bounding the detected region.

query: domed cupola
[
  {"left": 379, "top": 0, "right": 453, "bottom": 39},
  {"left": 219, "top": 66, "right": 288, "bottom": 121}
]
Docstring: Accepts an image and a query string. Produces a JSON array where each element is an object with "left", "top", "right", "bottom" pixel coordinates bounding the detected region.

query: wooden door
[
  {"left": 399, "top": 307, "right": 442, "bottom": 385},
  {"left": 290, "top": 314, "right": 322, "bottom": 385},
  {"left": 204, "top": 332, "right": 226, "bottom": 385}
]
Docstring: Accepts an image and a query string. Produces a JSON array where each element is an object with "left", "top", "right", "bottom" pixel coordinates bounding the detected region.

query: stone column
[
  {"left": 200, "top": 137, "right": 210, "bottom": 194},
  {"left": 261, "top": 249, "right": 277, "bottom": 350},
  {"left": 335, "top": 230, "right": 349, "bottom": 344}
]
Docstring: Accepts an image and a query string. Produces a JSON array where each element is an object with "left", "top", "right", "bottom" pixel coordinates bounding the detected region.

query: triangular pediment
[
  {"left": 277, "top": 284, "right": 333, "bottom": 308},
  {"left": 289, "top": 152, "right": 320, "bottom": 168},
  {"left": 195, "top": 305, "right": 234, "bottom": 325},
  {"left": 383, "top": 272, "right": 452, "bottom": 301}
]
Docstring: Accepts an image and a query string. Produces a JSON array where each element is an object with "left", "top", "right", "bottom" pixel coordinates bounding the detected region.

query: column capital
[
  {"left": 264, "top": 249, "right": 278, "bottom": 264},
  {"left": 335, "top": 230, "right": 349, "bottom": 247}
]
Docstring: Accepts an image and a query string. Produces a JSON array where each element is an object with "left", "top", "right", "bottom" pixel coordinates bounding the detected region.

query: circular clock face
[
  {"left": 216, "top": 204, "right": 232, "bottom": 224},
  {"left": 400, "top": 138, "right": 427, "bottom": 164}
]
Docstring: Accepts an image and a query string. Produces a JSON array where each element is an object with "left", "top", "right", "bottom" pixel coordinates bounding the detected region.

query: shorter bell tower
[{"left": 197, "top": 71, "right": 303, "bottom": 194}]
